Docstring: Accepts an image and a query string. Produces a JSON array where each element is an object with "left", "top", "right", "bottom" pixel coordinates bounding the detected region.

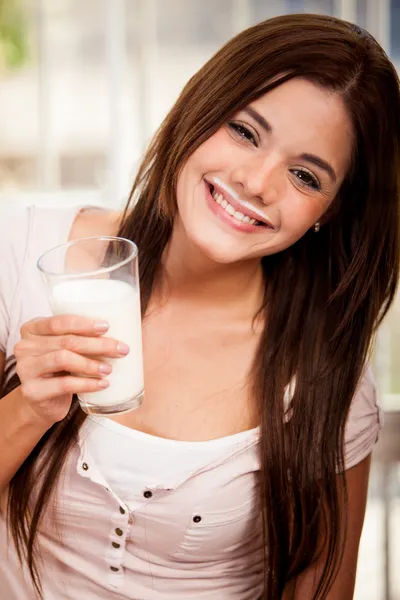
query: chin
[
  {"left": 188, "top": 229, "right": 248, "bottom": 264},
  {"left": 203, "top": 246, "right": 242, "bottom": 265}
]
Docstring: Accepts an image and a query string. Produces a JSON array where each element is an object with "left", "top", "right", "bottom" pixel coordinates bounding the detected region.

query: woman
[{"left": 0, "top": 13, "right": 399, "bottom": 600}]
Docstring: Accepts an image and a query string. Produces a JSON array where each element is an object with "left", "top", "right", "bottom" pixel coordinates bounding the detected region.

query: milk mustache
[{"left": 50, "top": 278, "right": 144, "bottom": 409}]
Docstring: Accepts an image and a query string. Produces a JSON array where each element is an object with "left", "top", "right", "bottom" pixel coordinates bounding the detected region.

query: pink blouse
[{"left": 0, "top": 205, "right": 383, "bottom": 599}]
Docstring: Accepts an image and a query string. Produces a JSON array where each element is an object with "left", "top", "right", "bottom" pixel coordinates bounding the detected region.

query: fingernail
[
  {"left": 94, "top": 321, "right": 109, "bottom": 333},
  {"left": 117, "top": 342, "right": 130, "bottom": 356},
  {"left": 98, "top": 363, "right": 112, "bottom": 375},
  {"left": 98, "top": 379, "right": 109, "bottom": 388}
]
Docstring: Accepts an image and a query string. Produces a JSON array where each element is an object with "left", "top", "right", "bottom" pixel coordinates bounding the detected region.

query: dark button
[
  {"left": 112, "top": 541, "right": 120, "bottom": 549},
  {"left": 193, "top": 515, "right": 202, "bottom": 523},
  {"left": 110, "top": 566, "right": 119, "bottom": 572},
  {"left": 82, "top": 463, "right": 89, "bottom": 471},
  {"left": 143, "top": 490, "right": 153, "bottom": 499},
  {"left": 119, "top": 506, "right": 126, "bottom": 515},
  {"left": 115, "top": 528, "right": 123, "bottom": 536}
]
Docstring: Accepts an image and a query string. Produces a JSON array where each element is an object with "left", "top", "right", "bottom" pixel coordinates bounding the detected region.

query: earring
[{"left": 313, "top": 222, "right": 320, "bottom": 233}]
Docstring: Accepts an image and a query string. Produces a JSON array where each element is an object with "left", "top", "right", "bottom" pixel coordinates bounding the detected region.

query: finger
[
  {"left": 16, "top": 335, "right": 129, "bottom": 359},
  {"left": 21, "top": 375, "right": 109, "bottom": 401},
  {"left": 21, "top": 350, "right": 112, "bottom": 380},
  {"left": 21, "top": 316, "right": 109, "bottom": 339}
]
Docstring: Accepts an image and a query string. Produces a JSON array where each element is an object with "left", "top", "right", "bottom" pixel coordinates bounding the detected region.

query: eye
[
  {"left": 290, "top": 168, "right": 321, "bottom": 191},
  {"left": 227, "top": 122, "right": 258, "bottom": 146}
]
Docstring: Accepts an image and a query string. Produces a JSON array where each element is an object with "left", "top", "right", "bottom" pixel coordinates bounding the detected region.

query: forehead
[{"left": 249, "top": 78, "right": 354, "bottom": 180}]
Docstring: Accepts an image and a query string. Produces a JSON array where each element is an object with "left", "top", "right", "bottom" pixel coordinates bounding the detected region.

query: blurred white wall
[{"left": 1, "top": 0, "right": 396, "bottom": 201}]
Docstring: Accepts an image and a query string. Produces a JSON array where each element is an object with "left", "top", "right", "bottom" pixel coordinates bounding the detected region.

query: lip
[
  {"left": 205, "top": 177, "right": 276, "bottom": 230},
  {"left": 204, "top": 180, "right": 271, "bottom": 234}
]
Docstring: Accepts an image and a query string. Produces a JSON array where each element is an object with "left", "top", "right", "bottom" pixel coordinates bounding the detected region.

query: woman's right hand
[{"left": 14, "top": 315, "right": 129, "bottom": 427}]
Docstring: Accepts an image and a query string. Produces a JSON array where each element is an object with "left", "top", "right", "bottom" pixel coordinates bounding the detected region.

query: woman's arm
[
  {"left": 283, "top": 455, "right": 371, "bottom": 600},
  {"left": 0, "top": 314, "right": 125, "bottom": 494},
  {"left": 0, "top": 352, "right": 51, "bottom": 494}
]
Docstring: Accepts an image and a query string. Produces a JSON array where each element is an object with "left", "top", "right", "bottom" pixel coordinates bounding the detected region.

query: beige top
[{"left": 0, "top": 205, "right": 383, "bottom": 599}]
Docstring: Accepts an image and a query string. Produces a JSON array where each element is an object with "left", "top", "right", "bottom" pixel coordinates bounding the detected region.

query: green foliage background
[{"left": 0, "top": 0, "right": 28, "bottom": 70}]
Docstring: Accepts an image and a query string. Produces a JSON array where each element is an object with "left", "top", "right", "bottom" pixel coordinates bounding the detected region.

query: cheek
[
  {"left": 281, "top": 193, "right": 326, "bottom": 230},
  {"left": 186, "top": 130, "right": 230, "bottom": 172},
  {"left": 176, "top": 160, "right": 200, "bottom": 211},
  {"left": 176, "top": 137, "right": 228, "bottom": 212},
  {"left": 176, "top": 128, "right": 238, "bottom": 198},
  {"left": 176, "top": 147, "right": 212, "bottom": 200},
  {"left": 176, "top": 168, "right": 188, "bottom": 204}
]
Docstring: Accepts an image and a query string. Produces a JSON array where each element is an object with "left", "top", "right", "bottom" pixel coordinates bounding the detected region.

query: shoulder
[
  {"left": 0, "top": 204, "right": 34, "bottom": 298},
  {"left": 69, "top": 206, "right": 123, "bottom": 241},
  {"left": 0, "top": 203, "right": 32, "bottom": 253},
  {"left": 0, "top": 203, "right": 120, "bottom": 355},
  {"left": 344, "top": 366, "right": 383, "bottom": 469},
  {"left": 0, "top": 203, "right": 122, "bottom": 260},
  {"left": 0, "top": 205, "right": 34, "bottom": 352}
]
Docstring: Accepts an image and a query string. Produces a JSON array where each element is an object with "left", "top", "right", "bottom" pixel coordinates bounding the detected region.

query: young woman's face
[{"left": 175, "top": 77, "right": 354, "bottom": 264}]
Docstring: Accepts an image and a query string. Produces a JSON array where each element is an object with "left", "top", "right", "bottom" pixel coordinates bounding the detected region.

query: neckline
[{"left": 87, "top": 415, "right": 260, "bottom": 448}]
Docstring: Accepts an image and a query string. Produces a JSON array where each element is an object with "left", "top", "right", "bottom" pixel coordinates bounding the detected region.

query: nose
[{"left": 231, "top": 154, "right": 280, "bottom": 205}]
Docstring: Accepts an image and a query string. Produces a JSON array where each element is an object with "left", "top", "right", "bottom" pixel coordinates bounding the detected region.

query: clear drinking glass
[{"left": 37, "top": 236, "right": 144, "bottom": 415}]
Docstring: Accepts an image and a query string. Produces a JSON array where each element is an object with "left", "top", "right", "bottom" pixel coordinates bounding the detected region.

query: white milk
[{"left": 50, "top": 278, "right": 144, "bottom": 409}]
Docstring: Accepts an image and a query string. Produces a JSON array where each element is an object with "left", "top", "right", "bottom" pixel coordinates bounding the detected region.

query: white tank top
[{"left": 84, "top": 415, "right": 259, "bottom": 503}]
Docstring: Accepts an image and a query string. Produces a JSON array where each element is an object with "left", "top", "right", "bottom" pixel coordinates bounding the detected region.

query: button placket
[
  {"left": 106, "top": 533, "right": 126, "bottom": 578},
  {"left": 106, "top": 501, "right": 133, "bottom": 579},
  {"left": 106, "top": 487, "right": 159, "bottom": 578},
  {"left": 76, "top": 434, "right": 133, "bottom": 587}
]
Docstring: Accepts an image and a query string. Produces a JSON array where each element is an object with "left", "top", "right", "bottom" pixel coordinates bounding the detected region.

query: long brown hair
[{"left": 5, "top": 13, "right": 400, "bottom": 599}]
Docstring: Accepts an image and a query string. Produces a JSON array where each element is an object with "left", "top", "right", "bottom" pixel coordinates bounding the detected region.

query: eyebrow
[
  {"left": 243, "top": 107, "right": 338, "bottom": 184},
  {"left": 244, "top": 107, "right": 272, "bottom": 133}
]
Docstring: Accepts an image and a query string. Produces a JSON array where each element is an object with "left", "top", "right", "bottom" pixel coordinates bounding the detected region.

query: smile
[
  {"left": 211, "top": 188, "right": 260, "bottom": 225},
  {"left": 204, "top": 178, "right": 276, "bottom": 233}
]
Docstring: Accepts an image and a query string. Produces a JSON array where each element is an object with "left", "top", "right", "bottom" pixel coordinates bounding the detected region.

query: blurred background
[{"left": 0, "top": 0, "right": 399, "bottom": 598}]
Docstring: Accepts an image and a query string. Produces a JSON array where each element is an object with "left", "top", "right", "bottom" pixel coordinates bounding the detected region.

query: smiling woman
[
  {"left": 0, "top": 12, "right": 399, "bottom": 600},
  {"left": 175, "top": 77, "right": 352, "bottom": 263}
]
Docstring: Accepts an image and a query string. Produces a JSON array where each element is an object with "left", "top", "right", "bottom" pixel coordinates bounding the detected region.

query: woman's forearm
[{"left": 0, "top": 385, "right": 50, "bottom": 493}]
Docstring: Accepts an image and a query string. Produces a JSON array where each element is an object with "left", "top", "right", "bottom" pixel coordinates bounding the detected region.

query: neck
[{"left": 157, "top": 220, "right": 265, "bottom": 319}]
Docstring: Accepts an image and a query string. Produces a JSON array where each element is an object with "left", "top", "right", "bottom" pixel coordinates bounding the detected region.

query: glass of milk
[{"left": 37, "top": 236, "right": 144, "bottom": 415}]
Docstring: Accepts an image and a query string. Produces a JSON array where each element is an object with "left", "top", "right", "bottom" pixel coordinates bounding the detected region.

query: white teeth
[{"left": 211, "top": 187, "right": 259, "bottom": 226}]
